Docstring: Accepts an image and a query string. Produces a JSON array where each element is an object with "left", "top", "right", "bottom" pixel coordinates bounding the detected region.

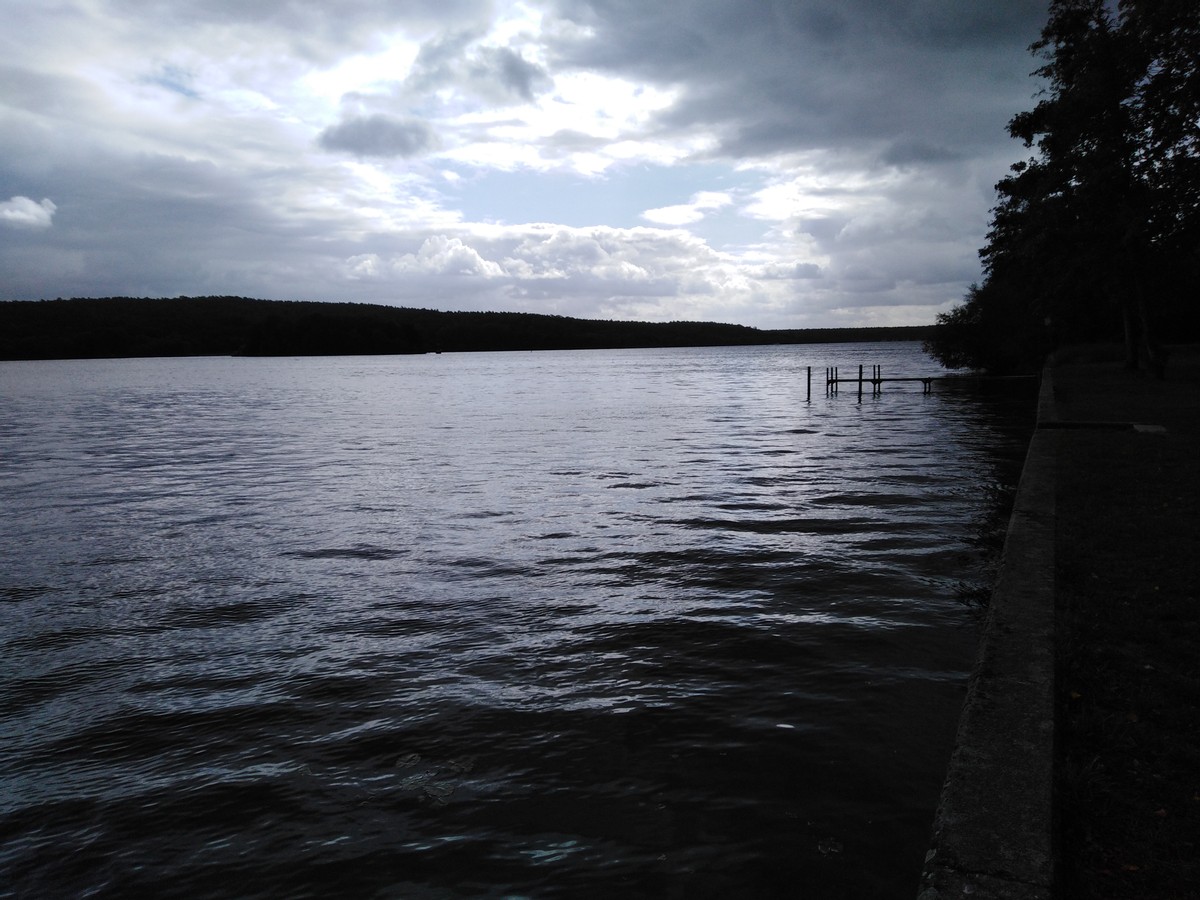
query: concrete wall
[{"left": 917, "top": 372, "right": 1058, "bottom": 899}]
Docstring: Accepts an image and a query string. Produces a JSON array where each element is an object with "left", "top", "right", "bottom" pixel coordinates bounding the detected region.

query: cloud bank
[{"left": 0, "top": 0, "right": 1048, "bottom": 327}]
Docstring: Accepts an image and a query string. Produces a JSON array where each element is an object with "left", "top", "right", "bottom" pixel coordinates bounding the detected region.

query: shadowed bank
[{"left": 920, "top": 345, "right": 1200, "bottom": 899}]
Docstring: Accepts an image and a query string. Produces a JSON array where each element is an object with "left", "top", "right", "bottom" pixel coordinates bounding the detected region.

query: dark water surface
[{"left": 0, "top": 344, "right": 1033, "bottom": 898}]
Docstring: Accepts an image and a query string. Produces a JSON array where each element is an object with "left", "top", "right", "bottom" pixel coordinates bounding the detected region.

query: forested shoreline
[
  {"left": 924, "top": 0, "right": 1200, "bottom": 374},
  {"left": 0, "top": 296, "right": 935, "bottom": 360}
]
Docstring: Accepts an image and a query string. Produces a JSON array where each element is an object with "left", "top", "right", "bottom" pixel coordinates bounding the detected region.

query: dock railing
[{"left": 811, "top": 364, "right": 1036, "bottom": 400}]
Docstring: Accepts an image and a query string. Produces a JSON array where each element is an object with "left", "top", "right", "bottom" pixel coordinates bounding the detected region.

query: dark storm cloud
[
  {"left": 3, "top": 158, "right": 454, "bottom": 309},
  {"left": 318, "top": 115, "right": 440, "bottom": 158},
  {"left": 399, "top": 29, "right": 553, "bottom": 106},
  {"left": 405, "top": 28, "right": 482, "bottom": 90},
  {"left": 0, "top": 140, "right": 302, "bottom": 299},
  {"left": 476, "top": 46, "right": 551, "bottom": 101},
  {"left": 879, "top": 139, "right": 964, "bottom": 167},
  {"left": 547, "top": 0, "right": 1047, "bottom": 160}
]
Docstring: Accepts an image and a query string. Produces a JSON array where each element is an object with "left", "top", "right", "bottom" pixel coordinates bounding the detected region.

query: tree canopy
[{"left": 925, "top": 0, "right": 1200, "bottom": 374}]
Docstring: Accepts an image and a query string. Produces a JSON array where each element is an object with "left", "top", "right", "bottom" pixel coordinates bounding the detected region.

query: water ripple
[{"left": 0, "top": 345, "right": 1034, "bottom": 898}]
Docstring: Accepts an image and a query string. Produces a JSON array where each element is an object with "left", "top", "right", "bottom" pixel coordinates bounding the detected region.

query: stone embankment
[
  {"left": 918, "top": 372, "right": 1059, "bottom": 899},
  {"left": 920, "top": 347, "right": 1200, "bottom": 898}
]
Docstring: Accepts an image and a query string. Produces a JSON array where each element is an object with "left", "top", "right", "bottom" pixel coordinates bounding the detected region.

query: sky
[{"left": 0, "top": 0, "right": 1050, "bottom": 329}]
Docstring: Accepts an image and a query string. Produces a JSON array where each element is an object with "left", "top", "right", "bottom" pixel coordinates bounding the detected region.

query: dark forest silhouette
[
  {"left": 0, "top": 296, "right": 935, "bottom": 360},
  {"left": 925, "top": 0, "right": 1200, "bottom": 374}
]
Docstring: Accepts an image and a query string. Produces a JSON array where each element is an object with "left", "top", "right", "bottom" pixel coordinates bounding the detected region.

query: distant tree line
[
  {"left": 0, "top": 296, "right": 935, "bottom": 360},
  {"left": 925, "top": 0, "right": 1200, "bottom": 374}
]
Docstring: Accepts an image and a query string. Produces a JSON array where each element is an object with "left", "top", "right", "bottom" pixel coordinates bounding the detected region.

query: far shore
[{"left": 0, "top": 295, "right": 936, "bottom": 361}]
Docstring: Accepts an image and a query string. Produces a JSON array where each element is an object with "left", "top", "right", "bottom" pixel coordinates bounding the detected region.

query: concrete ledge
[{"left": 918, "top": 371, "right": 1058, "bottom": 899}]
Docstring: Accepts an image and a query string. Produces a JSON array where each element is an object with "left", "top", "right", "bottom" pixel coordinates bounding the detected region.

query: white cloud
[
  {"left": 642, "top": 190, "right": 732, "bottom": 225},
  {"left": 349, "top": 235, "right": 505, "bottom": 278},
  {"left": 641, "top": 206, "right": 703, "bottom": 226},
  {"left": 0, "top": 197, "right": 57, "bottom": 229},
  {"left": 755, "top": 261, "right": 823, "bottom": 280},
  {"left": 439, "top": 71, "right": 685, "bottom": 174}
]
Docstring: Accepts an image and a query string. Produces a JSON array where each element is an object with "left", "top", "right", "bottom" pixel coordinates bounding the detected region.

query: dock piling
[{"left": 822, "top": 364, "right": 1036, "bottom": 396}]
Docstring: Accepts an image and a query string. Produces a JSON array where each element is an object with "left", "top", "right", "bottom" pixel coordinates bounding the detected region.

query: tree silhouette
[{"left": 926, "top": 0, "right": 1199, "bottom": 374}]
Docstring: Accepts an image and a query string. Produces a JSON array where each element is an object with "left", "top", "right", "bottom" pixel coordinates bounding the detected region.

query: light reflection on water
[{"left": 0, "top": 344, "right": 1033, "bottom": 898}]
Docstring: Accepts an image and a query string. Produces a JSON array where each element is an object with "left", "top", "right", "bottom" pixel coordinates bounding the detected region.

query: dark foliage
[
  {"left": 925, "top": 0, "right": 1200, "bottom": 374},
  {"left": 0, "top": 296, "right": 936, "bottom": 360}
]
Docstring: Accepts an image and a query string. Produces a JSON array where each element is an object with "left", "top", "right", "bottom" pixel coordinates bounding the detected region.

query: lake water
[{"left": 0, "top": 343, "right": 1034, "bottom": 898}]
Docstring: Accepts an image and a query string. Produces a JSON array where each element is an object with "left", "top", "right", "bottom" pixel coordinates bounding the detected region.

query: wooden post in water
[
  {"left": 807, "top": 366, "right": 811, "bottom": 401},
  {"left": 857, "top": 364, "right": 863, "bottom": 401}
]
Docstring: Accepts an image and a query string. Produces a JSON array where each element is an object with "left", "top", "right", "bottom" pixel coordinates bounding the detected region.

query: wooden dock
[
  {"left": 808, "top": 364, "right": 1036, "bottom": 400},
  {"left": 826, "top": 365, "right": 935, "bottom": 396}
]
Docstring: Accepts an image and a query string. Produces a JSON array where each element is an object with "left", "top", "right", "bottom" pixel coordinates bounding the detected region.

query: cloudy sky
[{"left": 0, "top": 0, "right": 1049, "bottom": 329}]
